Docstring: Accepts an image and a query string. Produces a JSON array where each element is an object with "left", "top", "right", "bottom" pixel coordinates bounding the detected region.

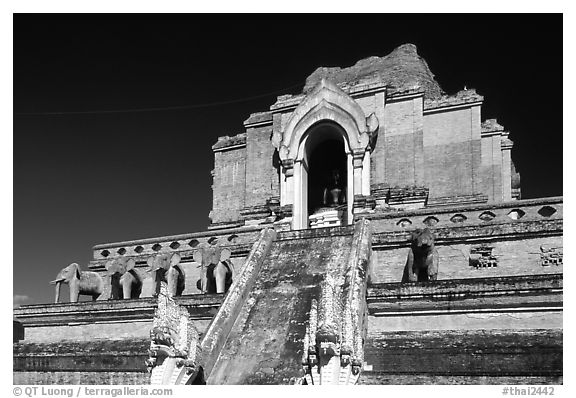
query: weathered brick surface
[
  {"left": 382, "top": 134, "right": 417, "bottom": 187},
  {"left": 14, "top": 339, "right": 151, "bottom": 384},
  {"left": 23, "top": 321, "right": 153, "bottom": 344},
  {"left": 369, "top": 97, "right": 428, "bottom": 189},
  {"left": 206, "top": 46, "right": 521, "bottom": 225},
  {"left": 211, "top": 145, "right": 247, "bottom": 224},
  {"left": 244, "top": 125, "right": 277, "bottom": 208},
  {"left": 368, "top": 309, "right": 562, "bottom": 332},
  {"left": 201, "top": 228, "right": 277, "bottom": 377},
  {"left": 358, "top": 374, "right": 562, "bottom": 385},
  {"left": 304, "top": 44, "right": 444, "bottom": 98},
  {"left": 480, "top": 134, "right": 504, "bottom": 201},
  {"left": 423, "top": 106, "right": 476, "bottom": 145},
  {"left": 424, "top": 88, "right": 483, "bottom": 110},
  {"left": 423, "top": 107, "right": 481, "bottom": 199},
  {"left": 207, "top": 233, "right": 355, "bottom": 384},
  {"left": 366, "top": 274, "right": 562, "bottom": 333},
  {"left": 361, "top": 329, "right": 562, "bottom": 382},
  {"left": 14, "top": 371, "right": 149, "bottom": 385},
  {"left": 14, "top": 339, "right": 150, "bottom": 371},
  {"left": 21, "top": 319, "right": 214, "bottom": 345}
]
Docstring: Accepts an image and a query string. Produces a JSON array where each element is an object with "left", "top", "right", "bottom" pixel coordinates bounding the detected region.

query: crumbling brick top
[
  {"left": 481, "top": 118, "right": 505, "bottom": 133},
  {"left": 303, "top": 43, "right": 445, "bottom": 99},
  {"left": 501, "top": 136, "right": 514, "bottom": 149},
  {"left": 424, "top": 88, "right": 483, "bottom": 110},
  {"left": 243, "top": 111, "right": 273, "bottom": 126},
  {"left": 212, "top": 133, "right": 247, "bottom": 150}
]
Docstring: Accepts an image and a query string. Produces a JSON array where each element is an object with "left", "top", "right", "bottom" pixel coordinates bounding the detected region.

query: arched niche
[
  {"left": 292, "top": 122, "right": 353, "bottom": 229},
  {"left": 273, "top": 79, "right": 378, "bottom": 230}
]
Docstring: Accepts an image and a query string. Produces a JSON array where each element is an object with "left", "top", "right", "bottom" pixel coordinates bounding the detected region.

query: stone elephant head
[
  {"left": 105, "top": 257, "right": 142, "bottom": 300},
  {"left": 147, "top": 253, "right": 184, "bottom": 298},
  {"left": 193, "top": 243, "right": 233, "bottom": 294},
  {"left": 50, "top": 262, "right": 104, "bottom": 303}
]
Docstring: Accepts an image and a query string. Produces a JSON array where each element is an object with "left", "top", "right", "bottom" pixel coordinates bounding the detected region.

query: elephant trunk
[
  {"left": 53, "top": 280, "right": 62, "bottom": 303},
  {"left": 123, "top": 279, "right": 132, "bottom": 299},
  {"left": 214, "top": 262, "right": 228, "bottom": 294},
  {"left": 166, "top": 268, "right": 178, "bottom": 297}
]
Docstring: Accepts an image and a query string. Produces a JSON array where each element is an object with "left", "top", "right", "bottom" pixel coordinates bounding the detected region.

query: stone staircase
[{"left": 203, "top": 221, "right": 371, "bottom": 384}]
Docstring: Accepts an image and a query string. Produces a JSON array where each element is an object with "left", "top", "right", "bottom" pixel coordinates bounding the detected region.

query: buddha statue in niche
[{"left": 322, "top": 169, "right": 346, "bottom": 207}]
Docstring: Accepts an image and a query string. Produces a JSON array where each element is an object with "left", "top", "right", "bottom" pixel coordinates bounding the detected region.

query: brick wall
[
  {"left": 211, "top": 146, "right": 246, "bottom": 224},
  {"left": 244, "top": 126, "right": 277, "bottom": 208},
  {"left": 480, "top": 134, "right": 504, "bottom": 201},
  {"left": 24, "top": 321, "right": 152, "bottom": 344},
  {"left": 14, "top": 339, "right": 151, "bottom": 385},
  {"left": 14, "top": 371, "right": 150, "bottom": 385},
  {"left": 423, "top": 106, "right": 480, "bottom": 199},
  {"left": 360, "top": 329, "right": 562, "bottom": 384},
  {"left": 370, "top": 235, "right": 563, "bottom": 284},
  {"left": 371, "top": 99, "right": 421, "bottom": 187}
]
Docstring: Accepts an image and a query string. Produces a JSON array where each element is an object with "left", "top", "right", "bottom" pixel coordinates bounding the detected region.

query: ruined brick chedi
[{"left": 14, "top": 44, "right": 562, "bottom": 385}]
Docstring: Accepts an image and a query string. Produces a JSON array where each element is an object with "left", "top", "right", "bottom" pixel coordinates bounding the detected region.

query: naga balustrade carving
[
  {"left": 302, "top": 274, "right": 363, "bottom": 385},
  {"left": 146, "top": 282, "right": 203, "bottom": 385}
]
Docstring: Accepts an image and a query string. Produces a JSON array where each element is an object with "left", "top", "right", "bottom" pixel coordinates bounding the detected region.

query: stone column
[
  {"left": 362, "top": 148, "right": 371, "bottom": 196},
  {"left": 352, "top": 150, "right": 365, "bottom": 196},
  {"left": 281, "top": 159, "right": 294, "bottom": 206},
  {"left": 346, "top": 153, "right": 354, "bottom": 225},
  {"left": 293, "top": 160, "right": 307, "bottom": 230}
]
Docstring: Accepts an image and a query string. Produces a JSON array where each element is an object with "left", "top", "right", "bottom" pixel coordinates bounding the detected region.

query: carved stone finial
[
  {"left": 366, "top": 112, "right": 379, "bottom": 135},
  {"left": 271, "top": 131, "right": 283, "bottom": 149}
]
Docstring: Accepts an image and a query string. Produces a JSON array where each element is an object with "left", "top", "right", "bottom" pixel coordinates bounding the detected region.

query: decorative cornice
[
  {"left": 368, "top": 196, "right": 563, "bottom": 221},
  {"left": 13, "top": 295, "right": 224, "bottom": 327},
  {"left": 367, "top": 274, "right": 562, "bottom": 316}
]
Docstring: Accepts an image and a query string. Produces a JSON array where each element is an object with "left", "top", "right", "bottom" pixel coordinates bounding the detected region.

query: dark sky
[{"left": 13, "top": 14, "right": 563, "bottom": 305}]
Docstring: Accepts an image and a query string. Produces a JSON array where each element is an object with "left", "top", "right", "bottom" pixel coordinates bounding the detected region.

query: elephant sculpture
[
  {"left": 105, "top": 257, "right": 142, "bottom": 299},
  {"left": 147, "top": 253, "right": 185, "bottom": 298},
  {"left": 401, "top": 228, "right": 439, "bottom": 283},
  {"left": 51, "top": 262, "right": 104, "bottom": 303},
  {"left": 193, "top": 242, "right": 233, "bottom": 294}
]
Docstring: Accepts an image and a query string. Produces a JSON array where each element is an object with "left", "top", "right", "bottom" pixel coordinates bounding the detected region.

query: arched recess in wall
[
  {"left": 274, "top": 79, "right": 377, "bottom": 229},
  {"left": 296, "top": 121, "right": 352, "bottom": 228}
]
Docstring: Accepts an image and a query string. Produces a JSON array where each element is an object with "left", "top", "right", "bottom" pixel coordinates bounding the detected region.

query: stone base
[
  {"left": 370, "top": 185, "right": 429, "bottom": 211},
  {"left": 309, "top": 207, "right": 344, "bottom": 229},
  {"left": 273, "top": 217, "right": 292, "bottom": 232},
  {"left": 387, "top": 197, "right": 427, "bottom": 211},
  {"left": 427, "top": 193, "right": 488, "bottom": 208}
]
